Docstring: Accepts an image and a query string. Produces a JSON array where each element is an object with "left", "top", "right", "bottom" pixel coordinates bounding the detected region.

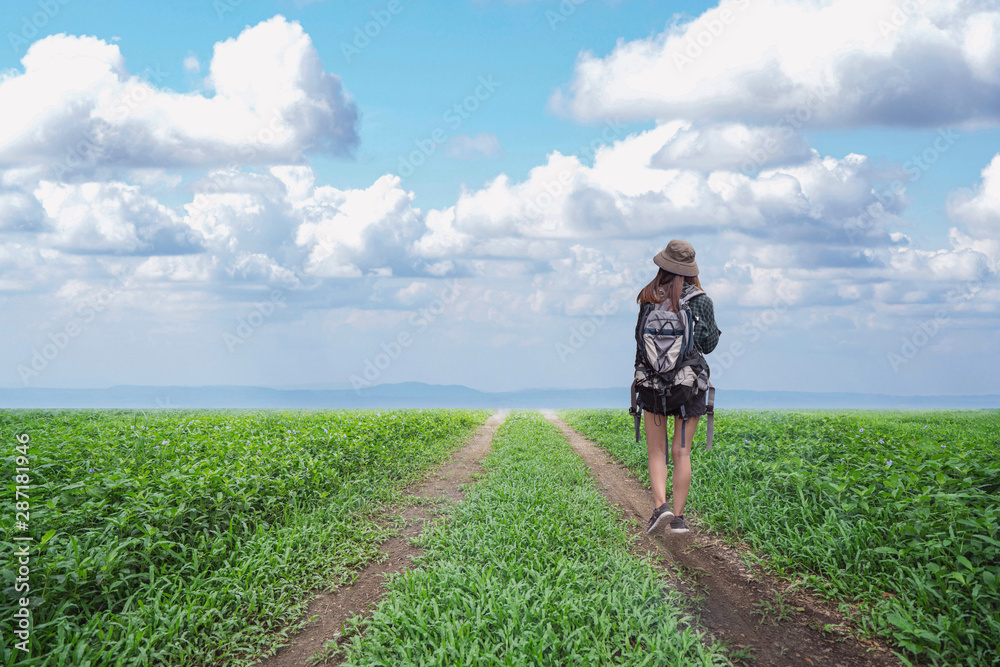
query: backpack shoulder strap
[{"left": 679, "top": 287, "right": 705, "bottom": 306}]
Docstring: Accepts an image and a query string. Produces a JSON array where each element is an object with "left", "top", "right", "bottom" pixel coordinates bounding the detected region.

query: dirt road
[
  {"left": 252, "top": 409, "right": 903, "bottom": 666},
  {"left": 542, "top": 411, "right": 902, "bottom": 667},
  {"left": 251, "top": 410, "right": 508, "bottom": 667}
]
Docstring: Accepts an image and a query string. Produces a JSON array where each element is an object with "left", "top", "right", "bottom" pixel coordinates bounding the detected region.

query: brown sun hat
[{"left": 653, "top": 239, "right": 699, "bottom": 276}]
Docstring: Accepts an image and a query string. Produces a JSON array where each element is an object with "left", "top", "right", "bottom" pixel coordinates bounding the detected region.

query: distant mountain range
[{"left": 0, "top": 383, "right": 997, "bottom": 410}]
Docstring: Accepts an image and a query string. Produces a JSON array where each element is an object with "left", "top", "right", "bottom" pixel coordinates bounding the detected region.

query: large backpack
[{"left": 629, "top": 288, "right": 715, "bottom": 459}]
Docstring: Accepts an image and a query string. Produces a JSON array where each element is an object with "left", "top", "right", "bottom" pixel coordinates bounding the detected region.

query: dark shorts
[{"left": 638, "top": 388, "right": 708, "bottom": 419}]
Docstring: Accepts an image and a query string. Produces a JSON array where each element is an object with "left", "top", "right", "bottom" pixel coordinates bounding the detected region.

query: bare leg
[
  {"left": 644, "top": 412, "right": 669, "bottom": 509},
  {"left": 670, "top": 415, "right": 699, "bottom": 516}
]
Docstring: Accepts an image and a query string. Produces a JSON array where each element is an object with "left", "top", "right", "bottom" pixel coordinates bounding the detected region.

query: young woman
[{"left": 636, "top": 239, "right": 721, "bottom": 535}]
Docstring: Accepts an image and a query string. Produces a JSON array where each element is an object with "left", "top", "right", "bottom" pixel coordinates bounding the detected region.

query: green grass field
[
  {"left": 562, "top": 409, "right": 1000, "bottom": 667},
  {"left": 3, "top": 408, "right": 998, "bottom": 666},
  {"left": 0, "top": 409, "right": 488, "bottom": 666}
]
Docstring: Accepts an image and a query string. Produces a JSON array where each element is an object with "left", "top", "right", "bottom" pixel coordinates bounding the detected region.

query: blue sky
[{"left": 1, "top": 0, "right": 999, "bottom": 396}]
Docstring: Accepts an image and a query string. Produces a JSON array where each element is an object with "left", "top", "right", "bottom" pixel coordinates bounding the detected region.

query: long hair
[{"left": 636, "top": 269, "right": 704, "bottom": 311}]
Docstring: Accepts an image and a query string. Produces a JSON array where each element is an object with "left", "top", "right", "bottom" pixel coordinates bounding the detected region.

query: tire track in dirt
[
  {"left": 542, "top": 411, "right": 902, "bottom": 667},
  {"left": 251, "top": 410, "right": 509, "bottom": 667}
]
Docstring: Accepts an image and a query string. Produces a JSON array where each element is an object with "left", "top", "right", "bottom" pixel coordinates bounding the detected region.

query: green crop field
[
  {"left": 0, "top": 409, "right": 488, "bottom": 667},
  {"left": 3, "top": 407, "right": 999, "bottom": 667},
  {"left": 562, "top": 409, "right": 1000, "bottom": 667}
]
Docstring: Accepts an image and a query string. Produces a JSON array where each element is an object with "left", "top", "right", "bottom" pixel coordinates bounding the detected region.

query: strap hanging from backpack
[
  {"left": 662, "top": 394, "right": 670, "bottom": 467},
  {"left": 665, "top": 427, "right": 670, "bottom": 467},
  {"left": 705, "top": 385, "right": 715, "bottom": 451},
  {"left": 680, "top": 405, "right": 687, "bottom": 449},
  {"left": 629, "top": 379, "right": 641, "bottom": 444}
]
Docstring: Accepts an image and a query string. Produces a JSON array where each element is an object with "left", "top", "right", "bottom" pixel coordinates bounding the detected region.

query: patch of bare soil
[
  {"left": 250, "top": 410, "right": 509, "bottom": 667},
  {"left": 542, "top": 411, "right": 904, "bottom": 667}
]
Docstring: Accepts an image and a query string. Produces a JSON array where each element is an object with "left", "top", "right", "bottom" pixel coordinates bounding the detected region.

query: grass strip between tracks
[{"left": 339, "top": 410, "right": 731, "bottom": 666}]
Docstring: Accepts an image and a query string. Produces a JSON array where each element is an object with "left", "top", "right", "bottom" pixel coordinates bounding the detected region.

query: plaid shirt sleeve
[{"left": 689, "top": 294, "right": 721, "bottom": 355}]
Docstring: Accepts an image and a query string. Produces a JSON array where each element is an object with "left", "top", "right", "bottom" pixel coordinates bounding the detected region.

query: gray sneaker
[
  {"left": 645, "top": 503, "right": 674, "bottom": 534},
  {"left": 669, "top": 515, "right": 690, "bottom": 534}
]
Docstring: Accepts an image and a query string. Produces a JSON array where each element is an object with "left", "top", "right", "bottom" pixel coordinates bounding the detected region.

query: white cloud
[
  {"left": 0, "top": 11, "right": 995, "bottom": 376},
  {"left": 3, "top": 114, "right": 989, "bottom": 334},
  {"left": 34, "top": 180, "right": 201, "bottom": 255},
  {"left": 412, "top": 119, "right": 900, "bottom": 261},
  {"left": 948, "top": 153, "right": 1000, "bottom": 242},
  {"left": 884, "top": 245, "right": 989, "bottom": 282},
  {"left": 1, "top": 5, "right": 997, "bottom": 394},
  {"left": 293, "top": 173, "right": 424, "bottom": 279},
  {"left": 0, "top": 242, "right": 66, "bottom": 292},
  {"left": 396, "top": 281, "right": 431, "bottom": 304},
  {"left": 549, "top": 0, "right": 1000, "bottom": 129},
  {"left": 445, "top": 133, "right": 504, "bottom": 160},
  {"left": 182, "top": 170, "right": 291, "bottom": 255},
  {"left": 949, "top": 228, "right": 1000, "bottom": 274},
  {"left": 0, "top": 187, "right": 47, "bottom": 232},
  {"left": 713, "top": 262, "right": 806, "bottom": 308},
  {"left": 962, "top": 10, "right": 1000, "bottom": 84},
  {"left": 650, "top": 121, "right": 813, "bottom": 172},
  {"left": 0, "top": 15, "right": 358, "bottom": 176},
  {"left": 132, "top": 254, "right": 217, "bottom": 283}
]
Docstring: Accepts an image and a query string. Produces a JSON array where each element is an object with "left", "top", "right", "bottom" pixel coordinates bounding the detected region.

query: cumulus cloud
[
  {"left": 35, "top": 180, "right": 202, "bottom": 255},
  {"left": 0, "top": 187, "right": 47, "bottom": 232},
  {"left": 183, "top": 169, "right": 295, "bottom": 258},
  {"left": 412, "top": 119, "right": 903, "bottom": 261},
  {"left": 948, "top": 153, "right": 1000, "bottom": 240},
  {"left": 0, "top": 15, "right": 358, "bottom": 177},
  {"left": 132, "top": 254, "right": 217, "bottom": 283},
  {"left": 0, "top": 242, "right": 63, "bottom": 292},
  {"left": 406, "top": 116, "right": 1000, "bottom": 327},
  {"left": 650, "top": 121, "right": 813, "bottom": 172},
  {"left": 168, "top": 166, "right": 428, "bottom": 285},
  {"left": 0, "top": 9, "right": 995, "bottom": 347},
  {"left": 291, "top": 172, "right": 426, "bottom": 279},
  {"left": 549, "top": 0, "right": 1000, "bottom": 129},
  {"left": 946, "top": 153, "right": 1000, "bottom": 271}
]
